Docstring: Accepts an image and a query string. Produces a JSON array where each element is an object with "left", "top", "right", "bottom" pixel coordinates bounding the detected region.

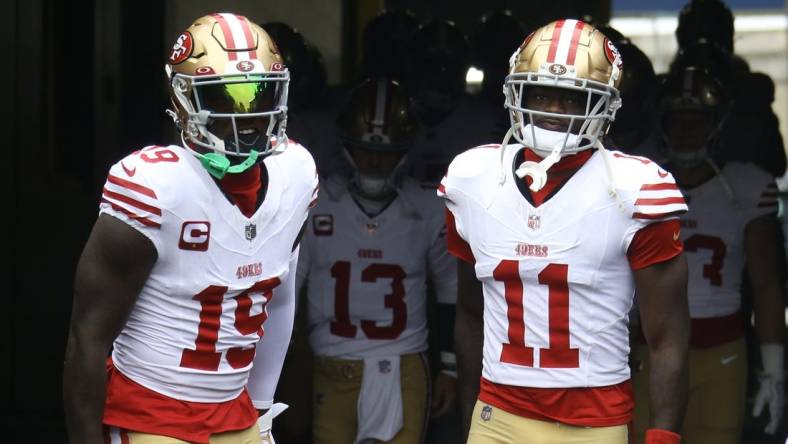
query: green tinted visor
[{"left": 195, "top": 77, "right": 277, "bottom": 114}]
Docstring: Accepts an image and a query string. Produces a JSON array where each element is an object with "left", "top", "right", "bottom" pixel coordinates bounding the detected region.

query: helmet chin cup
[{"left": 521, "top": 124, "right": 581, "bottom": 158}]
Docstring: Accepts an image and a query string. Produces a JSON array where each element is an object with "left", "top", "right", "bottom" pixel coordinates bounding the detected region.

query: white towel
[{"left": 355, "top": 356, "right": 403, "bottom": 443}]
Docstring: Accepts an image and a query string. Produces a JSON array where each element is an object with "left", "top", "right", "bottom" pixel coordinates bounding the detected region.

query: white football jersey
[
  {"left": 298, "top": 175, "right": 457, "bottom": 359},
  {"left": 99, "top": 143, "right": 318, "bottom": 402},
  {"left": 679, "top": 162, "right": 777, "bottom": 318},
  {"left": 439, "top": 145, "right": 687, "bottom": 388}
]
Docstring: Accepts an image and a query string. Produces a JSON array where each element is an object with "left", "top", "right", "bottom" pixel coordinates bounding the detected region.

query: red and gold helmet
[
  {"left": 165, "top": 13, "right": 289, "bottom": 177},
  {"left": 504, "top": 19, "right": 623, "bottom": 156}
]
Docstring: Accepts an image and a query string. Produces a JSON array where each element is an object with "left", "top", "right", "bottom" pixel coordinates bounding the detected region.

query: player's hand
[
  {"left": 257, "top": 403, "right": 289, "bottom": 444},
  {"left": 753, "top": 374, "right": 784, "bottom": 434},
  {"left": 431, "top": 372, "right": 457, "bottom": 417},
  {"left": 752, "top": 344, "right": 784, "bottom": 435}
]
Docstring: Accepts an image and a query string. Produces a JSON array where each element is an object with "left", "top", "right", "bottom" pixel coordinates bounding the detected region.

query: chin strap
[{"left": 200, "top": 150, "right": 260, "bottom": 179}]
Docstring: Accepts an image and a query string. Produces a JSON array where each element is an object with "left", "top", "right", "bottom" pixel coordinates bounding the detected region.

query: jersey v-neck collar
[{"left": 512, "top": 147, "right": 596, "bottom": 207}]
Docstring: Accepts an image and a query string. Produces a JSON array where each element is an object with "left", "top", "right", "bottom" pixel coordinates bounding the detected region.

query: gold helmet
[
  {"left": 165, "top": 13, "right": 289, "bottom": 178},
  {"left": 504, "top": 19, "right": 623, "bottom": 157},
  {"left": 337, "top": 78, "right": 417, "bottom": 198},
  {"left": 337, "top": 78, "right": 417, "bottom": 151}
]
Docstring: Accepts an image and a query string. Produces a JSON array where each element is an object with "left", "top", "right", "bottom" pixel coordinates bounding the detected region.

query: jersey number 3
[
  {"left": 494, "top": 260, "right": 579, "bottom": 368},
  {"left": 330, "top": 261, "right": 407, "bottom": 340}
]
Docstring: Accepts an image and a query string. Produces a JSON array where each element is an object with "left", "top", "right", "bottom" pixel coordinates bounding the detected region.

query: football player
[
  {"left": 439, "top": 20, "right": 690, "bottom": 444},
  {"left": 63, "top": 13, "right": 318, "bottom": 444},
  {"left": 631, "top": 66, "right": 784, "bottom": 442},
  {"left": 296, "top": 78, "right": 458, "bottom": 443}
]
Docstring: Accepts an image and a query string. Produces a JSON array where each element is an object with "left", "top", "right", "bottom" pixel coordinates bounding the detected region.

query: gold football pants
[
  {"left": 632, "top": 338, "right": 747, "bottom": 444},
  {"left": 104, "top": 424, "right": 260, "bottom": 443},
  {"left": 467, "top": 401, "right": 628, "bottom": 444},
  {"left": 312, "top": 352, "right": 430, "bottom": 444}
]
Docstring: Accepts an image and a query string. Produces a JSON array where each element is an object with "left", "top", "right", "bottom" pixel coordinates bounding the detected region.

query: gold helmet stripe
[{"left": 212, "top": 13, "right": 257, "bottom": 61}]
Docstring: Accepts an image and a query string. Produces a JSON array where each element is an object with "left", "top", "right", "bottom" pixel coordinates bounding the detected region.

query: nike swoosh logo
[
  {"left": 121, "top": 161, "right": 136, "bottom": 177},
  {"left": 658, "top": 170, "right": 668, "bottom": 178},
  {"left": 721, "top": 354, "right": 738, "bottom": 365},
  {"left": 673, "top": 231, "right": 680, "bottom": 241}
]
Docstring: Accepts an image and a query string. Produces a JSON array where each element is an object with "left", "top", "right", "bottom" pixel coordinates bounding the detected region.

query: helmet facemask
[
  {"left": 658, "top": 67, "right": 729, "bottom": 169},
  {"left": 168, "top": 68, "right": 290, "bottom": 178},
  {"left": 504, "top": 72, "right": 621, "bottom": 157},
  {"left": 342, "top": 142, "right": 409, "bottom": 200}
]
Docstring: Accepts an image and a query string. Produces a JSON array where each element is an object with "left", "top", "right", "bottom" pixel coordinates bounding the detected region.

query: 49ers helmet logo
[
  {"left": 603, "top": 38, "right": 623, "bottom": 69},
  {"left": 236, "top": 61, "right": 254, "bottom": 72},
  {"left": 169, "top": 31, "right": 194, "bottom": 65},
  {"left": 549, "top": 64, "right": 567, "bottom": 75}
]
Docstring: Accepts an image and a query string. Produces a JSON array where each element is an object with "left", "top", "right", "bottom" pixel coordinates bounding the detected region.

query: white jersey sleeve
[
  {"left": 100, "top": 146, "right": 169, "bottom": 253},
  {"left": 247, "top": 249, "right": 299, "bottom": 409},
  {"left": 612, "top": 151, "right": 688, "bottom": 253}
]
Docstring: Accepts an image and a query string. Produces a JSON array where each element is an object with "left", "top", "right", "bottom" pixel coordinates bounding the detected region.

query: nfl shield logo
[
  {"left": 245, "top": 223, "right": 257, "bottom": 241},
  {"left": 365, "top": 222, "right": 378, "bottom": 235},
  {"left": 480, "top": 405, "right": 493, "bottom": 421},
  {"left": 378, "top": 359, "right": 391, "bottom": 374},
  {"left": 527, "top": 214, "right": 541, "bottom": 231}
]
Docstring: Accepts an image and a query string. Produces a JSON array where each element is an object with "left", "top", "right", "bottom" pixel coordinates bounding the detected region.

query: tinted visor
[{"left": 195, "top": 78, "right": 278, "bottom": 114}]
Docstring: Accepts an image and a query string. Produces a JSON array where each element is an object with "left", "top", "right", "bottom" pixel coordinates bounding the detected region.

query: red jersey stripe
[
  {"left": 640, "top": 183, "right": 679, "bottom": 192},
  {"left": 101, "top": 199, "right": 161, "bottom": 228},
  {"left": 107, "top": 174, "right": 157, "bottom": 199},
  {"left": 613, "top": 152, "right": 651, "bottom": 164},
  {"left": 445, "top": 208, "right": 474, "bottom": 263},
  {"left": 212, "top": 14, "right": 238, "bottom": 61},
  {"left": 565, "top": 20, "right": 585, "bottom": 65},
  {"left": 120, "top": 430, "right": 129, "bottom": 444},
  {"left": 438, "top": 183, "right": 446, "bottom": 194},
  {"left": 634, "top": 197, "right": 686, "bottom": 206},
  {"left": 103, "top": 188, "right": 162, "bottom": 216},
  {"left": 546, "top": 20, "right": 565, "bottom": 63},
  {"left": 632, "top": 210, "right": 685, "bottom": 220}
]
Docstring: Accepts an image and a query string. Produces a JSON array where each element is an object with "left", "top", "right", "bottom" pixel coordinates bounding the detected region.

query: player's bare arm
[
  {"left": 635, "top": 253, "right": 689, "bottom": 433},
  {"left": 455, "top": 258, "right": 483, "bottom": 441},
  {"left": 63, "top": 214, "right": 157, "bottom": 443}
]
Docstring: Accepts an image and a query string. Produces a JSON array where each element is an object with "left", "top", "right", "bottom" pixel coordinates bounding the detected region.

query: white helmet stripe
[
  {"left": 553, "top": 19, "right": 579, "bottom": 65},
  {"left": 219, "top": 13, "right": 252, "bottom": 61},
  {"left": 373, "top": 79, "right": 388, "bottom": 127}
]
